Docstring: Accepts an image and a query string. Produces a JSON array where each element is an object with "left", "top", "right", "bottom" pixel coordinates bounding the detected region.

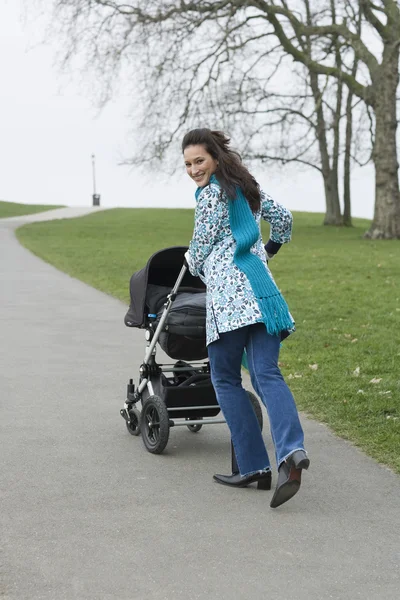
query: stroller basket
[{"left": 163, "top": 373, "right": 219, "bottom": 419}]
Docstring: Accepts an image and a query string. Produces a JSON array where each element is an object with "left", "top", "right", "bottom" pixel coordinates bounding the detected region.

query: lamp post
[{"left": 91, "top": 153, "right": 101, "bottom": 206}]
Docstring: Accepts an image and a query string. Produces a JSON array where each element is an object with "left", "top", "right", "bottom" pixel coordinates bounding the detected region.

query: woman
[{"left": 183, "top": 128, "right": 309, "bottom": 509}]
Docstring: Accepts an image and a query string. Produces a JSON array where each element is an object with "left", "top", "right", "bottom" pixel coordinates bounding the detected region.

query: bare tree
[
  {"left": 253, "top": 0, "right": 400, "bottom": 238},
  {"left": 44, "top": 0, "right": 400, "bottom": 238},
  {"left": 342, "top": 1, "right": 363, "bottom": 226},
  {"left": 302, "top": 0, "right": 344, "bottom": 226},
  {"left": 242, "top": 69, "right": 357, "bottom": 227}
]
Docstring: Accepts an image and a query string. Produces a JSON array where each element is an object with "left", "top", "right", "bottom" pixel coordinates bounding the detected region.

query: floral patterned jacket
[{"left": 186, "top": 181, "right": 293, "bottom": 346}]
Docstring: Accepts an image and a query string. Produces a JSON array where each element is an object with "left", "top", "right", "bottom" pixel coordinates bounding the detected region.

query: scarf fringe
[{"left": 257, "top": 294, "right": 294, "bottom": 337}]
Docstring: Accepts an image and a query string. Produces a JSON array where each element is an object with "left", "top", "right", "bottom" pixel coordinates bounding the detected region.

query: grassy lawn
[
  {"left": 0, "top": 200, "right": 61, "bottom": 218},
  {"left": 16, "top": 209, "right": 400, "bottom": 473}
]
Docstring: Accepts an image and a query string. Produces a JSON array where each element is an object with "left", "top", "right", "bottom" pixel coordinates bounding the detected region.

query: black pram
[{"left": 121, "top": 246, "right": 263, "bottom": 455}]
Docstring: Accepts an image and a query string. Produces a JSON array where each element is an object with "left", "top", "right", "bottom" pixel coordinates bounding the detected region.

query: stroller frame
[
  {"left": 134, "top": 263, "right": 218, "bottom": 415},
  {"left": 121, "top": 254, "right": 263, "bottom": 455},
  {"left": 121, "top": 263, "right": 225, "bottom": 454}
]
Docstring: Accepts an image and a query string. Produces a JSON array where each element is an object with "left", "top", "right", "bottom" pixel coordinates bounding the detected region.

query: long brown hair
[{"left": 181, "top": 128, "right": 261, "bottom": 213}]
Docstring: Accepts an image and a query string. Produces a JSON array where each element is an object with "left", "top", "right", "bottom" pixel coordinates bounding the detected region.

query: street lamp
[{"left": 91, "top": 153, "right": 101, "bottom": 206}]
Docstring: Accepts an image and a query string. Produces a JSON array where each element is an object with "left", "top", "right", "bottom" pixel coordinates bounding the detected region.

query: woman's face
[{"left": 183, "top": 144, "right": 218, "bottom": 187}]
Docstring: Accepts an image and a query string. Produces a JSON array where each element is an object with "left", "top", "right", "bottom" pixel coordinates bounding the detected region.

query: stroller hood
[{"left": 124, "top": 246, "right": 205, "bottom": 328}]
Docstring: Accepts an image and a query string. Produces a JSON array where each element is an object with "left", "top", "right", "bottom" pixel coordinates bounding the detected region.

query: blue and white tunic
[{"left": 186, "top": 181, "right": 293, "bottom": 346}]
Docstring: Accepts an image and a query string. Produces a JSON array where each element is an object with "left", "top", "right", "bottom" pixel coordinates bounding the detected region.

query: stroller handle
[
  {"left": 170, "top": 263, "right": 188, "bottom": 295},
  {"left": 143, "top": 262, "right": 188, "bottom": 364}
]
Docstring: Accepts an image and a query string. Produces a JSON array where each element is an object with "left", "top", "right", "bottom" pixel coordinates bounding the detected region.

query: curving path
[{"left": 1, "top": 208, "right": 399, "bottom": 600}]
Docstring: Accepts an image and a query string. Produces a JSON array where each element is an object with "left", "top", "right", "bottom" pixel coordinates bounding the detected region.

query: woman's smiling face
[{"left": 183, "top": 144, "right": 218, "bottom": 187}]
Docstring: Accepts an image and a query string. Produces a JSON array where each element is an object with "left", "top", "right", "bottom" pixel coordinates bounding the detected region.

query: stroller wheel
[
  {"left": 140, "top": 395, "right": 170, "bottom": 454},
  {"left": 186, "top": 417, "right": 203, "bottom": 433},
  {"left": 246, "top": 391, "right": 264, "bottom": 431},
  {"left": 126, "top": 407, "right": 141, "bottom": 436}
]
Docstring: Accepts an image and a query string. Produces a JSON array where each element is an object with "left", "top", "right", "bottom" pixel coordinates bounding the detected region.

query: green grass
[
  {"left": 0, "top": 200, "right": 61, "bottom": 218},
  {"left": 16, "top": 209, "right": 400, "bottom": 473}
]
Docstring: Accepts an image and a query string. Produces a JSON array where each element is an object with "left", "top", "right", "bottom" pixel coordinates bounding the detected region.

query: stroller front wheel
[
  {"left": 186, "top": 417, "right": 203, "bottom": 433},
  {"left": 126, "top": 407, "right": 141, "bottom": 436},
  {"left": 141, "top": 395, "right": 170, "bottom": 454}
]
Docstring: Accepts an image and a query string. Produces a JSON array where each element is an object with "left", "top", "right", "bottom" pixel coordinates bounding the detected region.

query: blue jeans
[{"left": 207, "top": 323, "right": 305, "bottom": 476}]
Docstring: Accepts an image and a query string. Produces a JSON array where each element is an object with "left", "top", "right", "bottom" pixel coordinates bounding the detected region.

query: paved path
[{"left": 1, "top": 208, "right": 399, "bottom": 600}]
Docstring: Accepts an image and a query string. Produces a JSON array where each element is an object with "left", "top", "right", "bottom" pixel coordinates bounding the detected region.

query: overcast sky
[{"left": 0, "top": 1, "right": 375, "bottom": 218}]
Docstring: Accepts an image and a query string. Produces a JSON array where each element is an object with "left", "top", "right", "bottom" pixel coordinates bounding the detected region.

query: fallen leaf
[
  {"left": 294, "top": 373, "right": 303, "bottom": 378},
  {"left": 378, "top": 391, "right": 392, "bottom": 396},
  {"left": 344, "top": 333, "right": 352, "bottom": 339},
  {"left": 351, "top": 338, "right": 358, "bottom": 343},
  {"left": 369, "top": 378, "right": 382, "bottom": 384},
  {"left": 309, "top": 364, "right": 318, "bottom": 371},
  {"left": 288, "top": 374, "right": 294, "bottom": 380},
  {"left": 353, "top": 367, "right": 360, "bottom": 377},
  {"left": 357, "top": 389, "right": 365, "bottom": 394}
]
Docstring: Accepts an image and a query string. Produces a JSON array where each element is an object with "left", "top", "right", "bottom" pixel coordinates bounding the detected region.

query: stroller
[{"left": 121, "top": 246, "right": 263, "bottom": 455}]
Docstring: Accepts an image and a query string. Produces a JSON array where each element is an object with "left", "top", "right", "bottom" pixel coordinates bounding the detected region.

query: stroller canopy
[{"left": 124, "top": 246, "right": 205, "bottom": 328}]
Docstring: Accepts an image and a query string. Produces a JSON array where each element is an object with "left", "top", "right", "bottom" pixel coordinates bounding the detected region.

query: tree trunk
[
  {"left": 308, "top": 72, "right": 342, "bottom": 225},
  {"left": 366, "top": 44, "right": 400, "bottom": 239},
  {"left": 342, "top": 5, "right": 362, "bottom": 228},
  {"left": 343, "top": 87, "right": 353, "bottom": 227},
  {"left": 304, "top": 0, "right": 342, "bottom": 226},
  {"left": 323, "top": 170, "right": 342, "bottom": 225},
  {"left": 330, "top": 0, "right": 344, "bottom": 226},
  {"left": 329, "top": 76, "right": 343, "bottom": 227}
]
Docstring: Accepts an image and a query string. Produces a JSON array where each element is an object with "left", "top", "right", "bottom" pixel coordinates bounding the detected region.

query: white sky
[{"left": 0, "top": 1, "right": 375, "bottom": 218}]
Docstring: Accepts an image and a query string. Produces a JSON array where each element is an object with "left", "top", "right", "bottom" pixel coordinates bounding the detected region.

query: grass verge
[
  {"left": 16, "top": 209, "right": 400, "bottom": 473},
  {"left": 0, "top": 200, "right": 61, "bottom": 218}
]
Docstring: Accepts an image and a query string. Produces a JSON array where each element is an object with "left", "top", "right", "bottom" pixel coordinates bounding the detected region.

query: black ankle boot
[
  {"left": 270, "top": 450, "right": 310, "bottom": 508},
  {"left": 213, "top": 470, "right": 272, "bottom": 490}
]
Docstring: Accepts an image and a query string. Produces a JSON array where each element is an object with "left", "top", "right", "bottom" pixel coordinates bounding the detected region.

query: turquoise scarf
[{"left": 198, "top": 175, "right": 293, "bottom": 336}]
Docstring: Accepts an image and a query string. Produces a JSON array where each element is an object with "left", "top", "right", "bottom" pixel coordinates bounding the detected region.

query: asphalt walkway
[{"left": 1, "top": 207, "right": 399, "bottom": 600}]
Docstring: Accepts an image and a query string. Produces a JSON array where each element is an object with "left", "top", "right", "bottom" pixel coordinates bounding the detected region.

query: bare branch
[
  {"left": 360, "top": 0, "right": 388, "bottom": 37},
  {"left": 248, "top": 1, "right": 373, "bottom": 103},
  {"left": 252, "top": 1, "right": 380, "bottom": 73},
  {"left": 249, "top": 152, "right": 323, "bottom": 173}
]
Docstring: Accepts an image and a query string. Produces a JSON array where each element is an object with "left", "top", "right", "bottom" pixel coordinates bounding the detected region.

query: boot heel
[
  {"left": 288, "top": 450, "right": 310, "bottom": 470},
  {"left": 257, "top": 473, "right": 272, "bottom": 490}
]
